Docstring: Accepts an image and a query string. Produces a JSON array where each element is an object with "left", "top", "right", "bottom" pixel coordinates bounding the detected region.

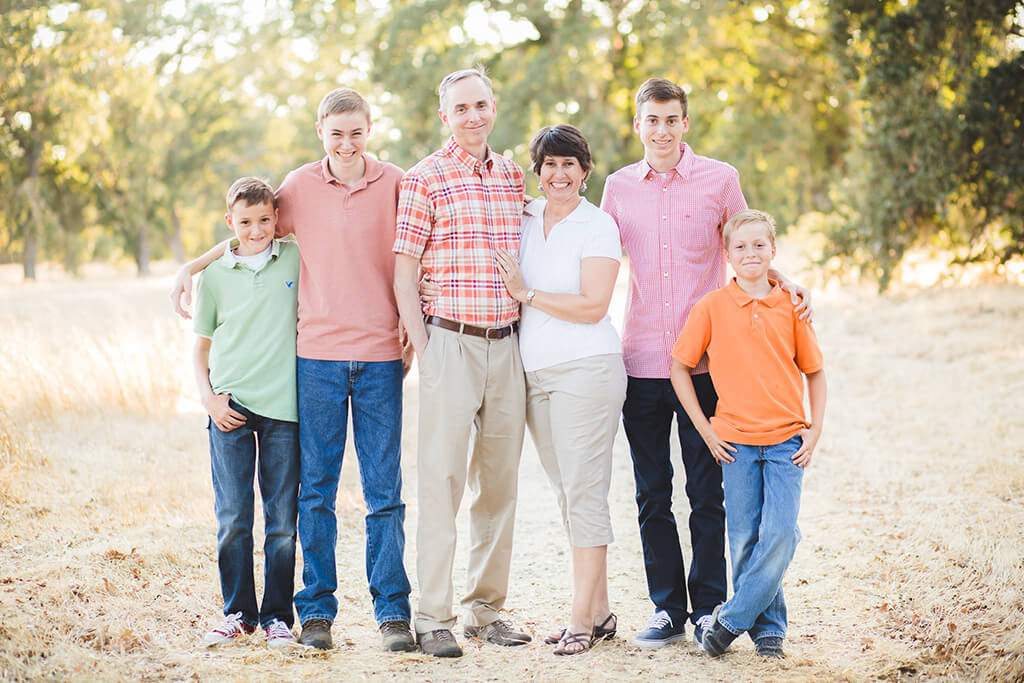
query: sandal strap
[{"left": 555, "top": 630, "right": 593, "bottom": 653}]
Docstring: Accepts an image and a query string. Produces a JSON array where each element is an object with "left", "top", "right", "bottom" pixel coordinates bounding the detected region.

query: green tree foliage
[{"left": 828, "top": 0, "right": 1023, "bottom": 288}]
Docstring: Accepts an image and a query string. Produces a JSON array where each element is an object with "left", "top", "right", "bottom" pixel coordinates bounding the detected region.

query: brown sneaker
[
  {"left": 298, "top": 618, "right": 333, "bottom": 650},
  {"left": 465, "top": 619, "right": 532, "bottom": 646},
  {"left": 417, "top": 628, "right": 463, "bottom": 658},
  {"left": 380, "top": 620, "right": 416, "bottom": 652}
]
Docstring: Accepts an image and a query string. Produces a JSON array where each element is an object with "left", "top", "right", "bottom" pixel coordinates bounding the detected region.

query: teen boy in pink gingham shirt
[{"left": 601, "top": 78, "right": 809, "bottom": 649}]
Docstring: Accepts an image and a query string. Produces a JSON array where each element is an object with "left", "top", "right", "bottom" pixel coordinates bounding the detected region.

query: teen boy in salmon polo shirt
[
  {"left": 600, "top": 78, "right": 811, "bottom": 649},
  {"left": 171, "top": 88, "right": 415, "bottom": 653},
  {"left": 393, "top": 67, "right": 531, "bottom": 658}
]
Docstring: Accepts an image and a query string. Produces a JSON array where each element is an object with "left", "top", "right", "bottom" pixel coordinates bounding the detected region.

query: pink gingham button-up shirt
[
  {"left": 600, "top": 143, "right": 747, "bottom": 378},
  {"left": 394, "top": 137, "right": 525, "bottom": 328}
]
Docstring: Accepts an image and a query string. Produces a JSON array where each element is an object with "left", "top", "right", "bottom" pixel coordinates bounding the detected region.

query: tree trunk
[
  {"left": 20, "top": 151, "right": 42, "bottom": 281},
  {"left": 22, "top": 222, "right": 38, "bottom": 280},
  {"left": 169, "top": 202, "right": 185, "bottom": 263},
  {"left": 135, "top": 221, "right": 151, "bottom": 276}
]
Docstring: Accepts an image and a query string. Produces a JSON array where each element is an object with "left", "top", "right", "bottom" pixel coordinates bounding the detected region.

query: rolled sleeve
[{"left": 394, "top": 173, "right": 433, "bottom": 259}]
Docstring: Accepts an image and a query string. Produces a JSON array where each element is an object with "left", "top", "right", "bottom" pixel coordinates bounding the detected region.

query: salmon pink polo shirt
[
  {"left": 600, "top": 143, "right": 747, "bottom": 378},
  {"left": 275, "top": 154, "right": 403, "bottom": 362}
]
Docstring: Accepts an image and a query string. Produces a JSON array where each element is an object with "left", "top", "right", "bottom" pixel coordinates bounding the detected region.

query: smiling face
[
  {"left": 226, "top": 200, "right": 277, "bottom": 256},
  {"left": 317, "top": 110, "right": 370, "bottom": 181},
  {"left": 538, "top": 155, "right": 587, "bottom": 202},
  {"left": 438, "top": 75, "right": 496, "bottom": 159},
  {"left": 634, "top": 99, "right": 689, "bottom": 171},
  {"left": 725, "top": 221, "right": 776, "bottom": 282}
]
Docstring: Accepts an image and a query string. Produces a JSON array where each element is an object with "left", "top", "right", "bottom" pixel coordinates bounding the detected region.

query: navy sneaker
[
  {"left": 693, "top": 613, "right": 714, "bottom": 648},
  {"left": 631, "top": 610, "right": 685, "bottom": 648}
]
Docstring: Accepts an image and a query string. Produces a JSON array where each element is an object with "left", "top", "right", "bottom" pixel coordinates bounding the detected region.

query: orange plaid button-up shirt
[{"left": 394, "top": 137, "right": 525, "bottom": 328}]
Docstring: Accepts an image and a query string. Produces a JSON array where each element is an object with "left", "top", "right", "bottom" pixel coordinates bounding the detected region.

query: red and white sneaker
[
  {"left": 203, "top": 612, "right": 255, "bottom": 646},
  {"left": 264, "top": 618, "right": 300, "bottom": 649}
]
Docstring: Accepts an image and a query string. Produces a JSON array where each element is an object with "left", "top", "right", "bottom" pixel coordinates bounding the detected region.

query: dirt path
[{"left": 1, "top": 268, "right": 1021, "bottom": 680}]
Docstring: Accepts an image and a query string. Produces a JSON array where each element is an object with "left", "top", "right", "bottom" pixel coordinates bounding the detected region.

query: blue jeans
[
  {"left": 622, "top": 375, "right": 727, "bottom": 625},
  {"left": 293, "top": 358, "right": 411, "bottom": 625},
  {"left": 718, "top": 436, "right": 804, "bottom": 641},
  {"left": 208, "top": 400, "right": 299, "bottom": 629}
]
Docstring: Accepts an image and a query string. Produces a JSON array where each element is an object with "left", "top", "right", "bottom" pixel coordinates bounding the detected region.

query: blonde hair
[
  {"left": 722, "top": 209, "right": 777, "bottom": 248},
  {"left": 317, "top": 87, "right": 371, "bottom": 122}
]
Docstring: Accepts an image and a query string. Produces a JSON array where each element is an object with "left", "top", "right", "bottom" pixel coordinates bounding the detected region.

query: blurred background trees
[{"left": 1, "top": 0, "right": 1021, "bottom": 287}]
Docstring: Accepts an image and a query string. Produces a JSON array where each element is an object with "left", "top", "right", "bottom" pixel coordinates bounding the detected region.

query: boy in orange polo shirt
[{"left": 669, "top": 209, "right": 826, "bottom": 659}]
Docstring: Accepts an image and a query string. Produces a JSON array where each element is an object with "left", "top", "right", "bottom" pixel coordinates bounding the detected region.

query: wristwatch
[{"left": 525, "top": 289, "right": 536, "bottom": 305}]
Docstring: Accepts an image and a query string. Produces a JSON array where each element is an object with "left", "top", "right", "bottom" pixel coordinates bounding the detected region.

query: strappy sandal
[
  {"left": 553, "top": 630, "right": 592, "bottom": 656},
  {"left": 544, "top": 613, "right": 617, "bottom": 645}
]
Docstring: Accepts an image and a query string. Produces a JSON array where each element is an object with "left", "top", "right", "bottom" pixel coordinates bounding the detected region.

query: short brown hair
[
  {"left": 317, "top": 87, "right": 371, "bottom": 122},
  {"left": 225, "top": 176, "right": 275, "bottom": 211},
  {"left": 635, "top": 78, "right": 688, "bottom": 118},
  {"left": 528, "top": 124, "right": 593, "bottom": 176},
  {"left": 722, "top": 209, "right": 777, "bottom": 248}
]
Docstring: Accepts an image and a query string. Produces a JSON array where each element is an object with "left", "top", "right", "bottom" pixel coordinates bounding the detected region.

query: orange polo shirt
[
  {"left": 671, "top": 279, "right": 823, "bottom": 445},
  {"left": 276, "top": 154, "right": 403, "bottom": 361}
]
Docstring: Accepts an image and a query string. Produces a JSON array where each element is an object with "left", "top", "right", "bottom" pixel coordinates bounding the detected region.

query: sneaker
[
  {"left": 417, "top": 628, "right": 463, "bottom": 658},
  {"left": 203, "top": 611, "right": 255, "bottom": 646},
  {"left": 465, "top": 618, "right": 532, "bottom": 646},
  {"left": 755, "top": 635, "right": 785, "bottom": 658},
  {"left": 264, "top": 619, "right": 300, "bottom": 649},
  {"left": 298, "top": 618, "right": 333, "bottom": 650},
  {"left": 631, "top": 610, "right": 685, "bottom": 648},
  {"left": 701, "top": 605, "right": 738, "bottom": 657},
  {"left": 693, "top": 614, "right": 714, "bottom": 648},
  {"left": 380, "top": 620, "right": 417, "bottom": 652}
]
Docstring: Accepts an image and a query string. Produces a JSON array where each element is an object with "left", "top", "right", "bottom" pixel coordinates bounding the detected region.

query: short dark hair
[
  {"left": 225, "top": 176, "right": 276, "bottom": 211},
  {"left": 528, "top": 124, "right": 594, "bottom": 176},
  {"left": 635, "top": 78, "right": 688, "bottom": 118}
]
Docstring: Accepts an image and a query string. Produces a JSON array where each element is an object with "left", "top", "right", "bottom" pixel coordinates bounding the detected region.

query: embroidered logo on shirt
[{"left": 285, "top": 281, "right": 294, "bottom": 288}]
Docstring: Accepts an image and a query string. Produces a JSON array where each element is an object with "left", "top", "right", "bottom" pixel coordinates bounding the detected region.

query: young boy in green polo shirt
[{"left": 192, "top": 177, "right": 301, "bottom": 649}]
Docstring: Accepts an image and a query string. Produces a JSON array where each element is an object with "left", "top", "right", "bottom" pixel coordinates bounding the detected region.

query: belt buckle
[{"left": 484, "top": 325, "right": 503, "bottom": 340}]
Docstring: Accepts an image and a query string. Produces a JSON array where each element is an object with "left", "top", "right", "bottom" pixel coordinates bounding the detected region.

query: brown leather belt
[{"left": 425, "top": 315, "right": 518, "bottom": 340}]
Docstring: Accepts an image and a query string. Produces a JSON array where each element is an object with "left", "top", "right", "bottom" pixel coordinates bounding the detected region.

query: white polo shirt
[{"left": 518, "top": 197, "right": 623, "bottom": 372}]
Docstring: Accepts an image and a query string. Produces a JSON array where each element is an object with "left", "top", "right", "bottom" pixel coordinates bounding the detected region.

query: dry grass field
[{"left": 1, "top": 257, "right": 1022, "bottom": 681}]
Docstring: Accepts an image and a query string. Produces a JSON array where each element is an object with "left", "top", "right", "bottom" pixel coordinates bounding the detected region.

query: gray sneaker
[
  {"left": 417, "top": 628, "right": 463, "bottom": 658},
  {"left": 380, "top": 620, "right": 417, "bottom": 652},
  {"left": 465, "top": 618, "right": 532, "bottom": 646},
  {"left": 755, "top": 635, "right": 785, "bottom": 658},
  {"left": 298, "top": 618, "right": 333, "bottom": 650}
]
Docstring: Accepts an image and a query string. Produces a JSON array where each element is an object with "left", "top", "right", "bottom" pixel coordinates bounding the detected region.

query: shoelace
[
  {"left": 266, "top": 620, "right": 292, "bottom": 639},
  {"left": 489, "top": 619, "right": 513, "bottom": 632},
  {"left": 214, "top": 611, "right": 246, "bottom": 635},
  {"left": 648, "top": 612, "right": 673, "bottom": 630},
  {"left": 433, "top": 629, "right": 455, "bottom": 641},
  {"left": 381, "top": 622, "right": 408, "bottom": 635}
]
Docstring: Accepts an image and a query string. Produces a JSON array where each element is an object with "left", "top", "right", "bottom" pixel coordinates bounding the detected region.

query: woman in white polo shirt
[{"left": 495, "top": 124, "right": 626, "bottom": 656}]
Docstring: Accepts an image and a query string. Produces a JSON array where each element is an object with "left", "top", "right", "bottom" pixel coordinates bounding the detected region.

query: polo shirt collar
[
  {"left": 318, "top": 154, "right": 384, "bottom": 189},
  {"left": 220, "top": 238, "right": 280, "bottom": 268},
  {"left": 445, "top": 136, "right": 494, "bottom": 174},
  {"left": 638, "top": 142, "right": 695, "bottom": 181},
  {"left": 523, "top": 197, "right": 591, "bottom": 222},
  {"left": 725, "top": 278, "right": 787, "bottom": 308}
]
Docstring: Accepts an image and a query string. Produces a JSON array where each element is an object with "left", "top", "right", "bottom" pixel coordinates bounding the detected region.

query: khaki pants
[
  {"left": 526, "top": 354, "right": 626, "bottom": 548},
  {"left": 414, "top": 325, "right": 526, "bottom": 633}
]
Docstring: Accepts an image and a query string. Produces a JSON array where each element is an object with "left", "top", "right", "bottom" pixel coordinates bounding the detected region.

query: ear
[
  {"left": 438, "top": 108, "right": 448, "bottom": 128},
  {"left": 633, "top": 114, "right": 641, "bottom": 134},
  {"left": 316, "top": 121, "right": 324, "bottom": 141},
  {"left": 681, "top": 116, "right": 690, "bottom": 134},
  {"left": 224, "top": 213, "right": 234, "bottom": 229}
]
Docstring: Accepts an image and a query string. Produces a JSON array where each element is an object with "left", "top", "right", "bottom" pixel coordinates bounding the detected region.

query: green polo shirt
[{"left": 194, "top": 239, "right": 300, "bottom": 422}]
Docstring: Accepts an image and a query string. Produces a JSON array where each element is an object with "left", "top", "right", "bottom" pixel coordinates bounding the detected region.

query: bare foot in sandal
[
  {"left": 553, "top": 629, "right": 592, "bottom": 656},
  {"left": 545, "top": 613, "right": 616, "bottom": 645}
]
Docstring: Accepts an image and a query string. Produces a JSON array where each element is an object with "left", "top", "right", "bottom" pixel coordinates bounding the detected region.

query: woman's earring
[
  {"left": 537, "top": 181, "right": 544, "bottom": 193},
  {"left": 581, "top": 181, "right": 588, "bottom": 193}
]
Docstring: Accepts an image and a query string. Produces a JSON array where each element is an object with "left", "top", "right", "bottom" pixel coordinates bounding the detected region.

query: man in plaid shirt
[{"left": 393, "top": 68, "right": 531, "bottom": 658}]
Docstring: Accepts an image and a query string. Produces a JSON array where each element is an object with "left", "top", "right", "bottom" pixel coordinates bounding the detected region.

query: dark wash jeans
[
  {"left": 208, "top": 400, "right": 299, "bottom": 629},
  {"left": 623, "top": 374, "right": 727, "bottom": 626},
  {"left": 293, "top": 358, "right": 411, "bottom": 626}
]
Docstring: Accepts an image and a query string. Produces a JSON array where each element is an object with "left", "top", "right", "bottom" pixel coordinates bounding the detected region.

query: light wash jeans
[
  {"left": 718, "top": 435, "right": 803, "bottom": 641},
  {"left": 293, "top": 358, "right": 411, "bottom": 626}
]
